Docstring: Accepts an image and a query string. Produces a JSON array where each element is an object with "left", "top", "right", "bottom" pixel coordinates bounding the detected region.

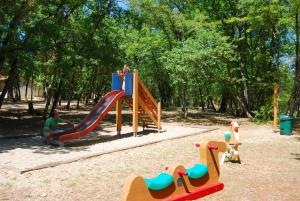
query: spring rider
[
  {"left": 121, "top": 141, "right": 226, "bottom": 201},
  {"left": 220, "top": 121, "right": 241, "bottom": 164}
]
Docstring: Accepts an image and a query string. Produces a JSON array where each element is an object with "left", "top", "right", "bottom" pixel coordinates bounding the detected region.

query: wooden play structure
[
  {"left": 115, "top": 69, "right": 162, "bottom": 136},
  {"left": 46, "top": 67, "right": 161, "bottom": 144},
  {"left": 220, "top": 121, "right": 241, "bottom": 164},
  {"left": 121, "top": 141, "right": 226, "bottom": 201}
]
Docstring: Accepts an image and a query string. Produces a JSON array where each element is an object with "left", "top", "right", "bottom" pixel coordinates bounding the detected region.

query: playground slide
[{"left": 47, "top": 90, "right": 125, "bottom": 142}]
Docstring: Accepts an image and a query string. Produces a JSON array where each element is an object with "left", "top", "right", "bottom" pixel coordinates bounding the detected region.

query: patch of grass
[
  {"left": 25, "top": 193, "right": 32, "bottom": 198},
  {"left": 250, "top": 118, "right": 273, "bottom": 125},
  {"left": 79, "top": 170, "right": 87, "bottom": 178},
  {"left": 66, "top": 177, "right": 79, "bottom": 189},
  {"left": 40, "top": 179, "right": 51, "bottom": 187},
  {"left": 2, "top": 181, "right": 13, "bottom": 189}
]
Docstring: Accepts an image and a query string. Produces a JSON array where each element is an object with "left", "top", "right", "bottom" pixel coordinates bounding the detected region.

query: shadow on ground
[
  {"left": 162, "top": 110, "right": 240, "bottom": 126},
  {"left": 0, "top": 102, "right": 241, "bottom": 153},
  {"left": 291, "top": 153, "right": 300, "bottom": 161},
  {"left": 0, "top": 123, "right": 161, "bottom": 154},
  {"left": 0, "top": 136, "right": 89, "bottom": 154},
  {"left": 66, "top": 129, "right": 162, "bottom": 147}
]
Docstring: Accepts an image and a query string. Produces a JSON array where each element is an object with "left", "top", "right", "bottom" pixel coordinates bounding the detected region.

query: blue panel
[
  {"left": 124, "top": 73, "right": 133, "bottom": 96},
  {"left": 112, "top": 73, "right": 122, "bottom": 91}
]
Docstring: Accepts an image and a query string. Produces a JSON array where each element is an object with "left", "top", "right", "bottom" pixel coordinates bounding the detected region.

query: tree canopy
[{"left": 0, "top": 0, "right": 299, "bottom": 119}]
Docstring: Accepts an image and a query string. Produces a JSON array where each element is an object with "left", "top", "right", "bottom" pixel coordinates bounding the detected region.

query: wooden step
[
  {"left": 143, "top": 118, "right": 154, "bottom": 122},
  {"left": 145, "top": 125, "right": 159, "bottom": 129},
  {"left": 139, "top": 114, "right": 149, "bottom": 117}
]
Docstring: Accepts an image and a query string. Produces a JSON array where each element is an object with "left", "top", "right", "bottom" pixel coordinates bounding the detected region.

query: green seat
[
  {"left": 186, "top": 164, "right": 208, "bottom": 179},
  {"left": 144, "top": 173, "right": 174, "bottom": 190}
]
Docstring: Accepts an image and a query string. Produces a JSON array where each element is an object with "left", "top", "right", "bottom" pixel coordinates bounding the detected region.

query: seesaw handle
[
  {"left": 195, "top": 144, "right": 218, "bottom": 150},
  {"left": 178, "top": 170, "right": 188, "bottom": 176},
  {"left": 208, "top": 145, "right": 218, "bottom": 150}
]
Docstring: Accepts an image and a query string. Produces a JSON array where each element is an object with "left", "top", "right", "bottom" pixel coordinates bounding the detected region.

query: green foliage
[
  {"left": 0, "top": 0, "right": 298, "bottom": 117},
  {"left": 278, "top": 65, "right": 294, "bottom": 112},
  {"left": 252, "top": 104, "right": 274, "bottom": 123}
]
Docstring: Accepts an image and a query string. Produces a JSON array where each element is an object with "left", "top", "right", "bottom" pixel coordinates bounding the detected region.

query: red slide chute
[{"left": 47, "top": 90, "right": 125, "bottom": 142}]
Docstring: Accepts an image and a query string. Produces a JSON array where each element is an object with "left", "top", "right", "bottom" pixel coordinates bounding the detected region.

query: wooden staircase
[
  {"left": 124, "top": 98, "right": 158, "bottom": 130},
  {"left": 123, "top": 78, "right": 161, "bottom": 130}
]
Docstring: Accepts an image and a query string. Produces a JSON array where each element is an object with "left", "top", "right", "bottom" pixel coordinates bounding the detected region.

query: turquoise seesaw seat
[
  {"left": 224, "top": 133, "right": 231, "bottom": 139},
  {"left": 144, "top": 173, "right": 174, "bottom": 190},
  {"left": 186, "top": 164, "right": 208, "bottom": 179}
]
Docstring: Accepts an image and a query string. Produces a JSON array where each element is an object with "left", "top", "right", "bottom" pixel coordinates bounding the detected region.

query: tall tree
[{"left": 285, "top": 0, "right": 300, "bottom": 115}]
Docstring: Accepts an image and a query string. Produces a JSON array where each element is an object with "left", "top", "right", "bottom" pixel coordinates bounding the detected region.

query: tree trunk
[
  {"left": 219, "top": 92, "right": 229, "bottom": 113},
  {"left": 66, "top": 98, "right": 71, "bottom": 109},
  {"left": 30, "top": 75, "right": 34, "bottom": 101},
  {"left": 225, "top": 61, "right": 252, "bottom": 117},
  {"left": 0, "top": 59, "right": 18, "bottom": 108},
  {"left": 28, "top": 101, "right": 35, "bottom": 114},
  {"left": 208, "top": 96, "right": 217, "bottom": 112},
  {"left": 228, "top": 99, "right": 234, "bottom": 115},
  {"left": 0, "top": 81, "right": 9, "bottom": 108},
  {"left": 233, "top": 90, "right": 252, "bottom": 117},
  {"left": 0, "top": 56, "right": 5, "bottom": 74},
  {"left": 25, "top": 78, "right": 29, "bottom": 100},
  {"left": 42, "top": 92, "right": 52, "bottom": 119},
  {"left": 199, "top": 88, "right": 205, "bottom": 111},
  {"left": 241, "top": 68, "right": 249, "bottom": 104},
  {"left": 285, "top": 7, "right": 300, "bottom": 116},
  {"left": 58, "top": 96, "right": 62, "bottom": 106},
  {"left": 7, "top": 83, "right": 14, "bottom": 101},
  {"left": 49, "top": 80, "right": 63, "bottom": 117},
  {"left": 180, "top": 85, "right": 188, "bottom": 118},
  {"left": 227, "top": 76, "right": 252, "bottom": 117},
  {"left": 77, "top": 99, "right": 80, "bottom": 109},
  {"left": 240, "top": 63, "right": 249, "bottom": 105},
  {"left": 15, "top": 82, "right": 21, "bottom": 101},
  {"left": 66, "top": 72, "right": 76, "bottom": 109},
  {"left": 206, "top": 97, "right": 210, "bottom": 109},
  {"left": 93, "top": 92, "right": 101, "bottom": 104},
  {"left": 76, "top": 92, "right": 82, "bottom": 109},
  {"left": 285, "top": 79, "right": 300, "bottom": 115},
  {"left": 43, "top": 85, "right": 47, "bottom": 102}
]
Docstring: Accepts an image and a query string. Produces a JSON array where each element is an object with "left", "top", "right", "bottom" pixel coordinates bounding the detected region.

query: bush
[{"left": 252, "top": 104, "right": 273, "bottom": 124}]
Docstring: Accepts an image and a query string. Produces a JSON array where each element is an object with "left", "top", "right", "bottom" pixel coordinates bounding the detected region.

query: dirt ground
[{"left": 1, "top": 102, "right": 300, "bottom": 201}]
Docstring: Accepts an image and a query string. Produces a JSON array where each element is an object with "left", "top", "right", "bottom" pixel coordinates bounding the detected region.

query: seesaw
[
  {"left": 121, "top": 141, "right": 226, "bottom": 201},
  {"left": 220, "top": 121, "right": 241, "bottom": 164}
]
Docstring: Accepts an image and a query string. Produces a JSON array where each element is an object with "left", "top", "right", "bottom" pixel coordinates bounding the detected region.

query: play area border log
[{"left": 18, "top": 128, "right": 217, "bottom": 174}]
